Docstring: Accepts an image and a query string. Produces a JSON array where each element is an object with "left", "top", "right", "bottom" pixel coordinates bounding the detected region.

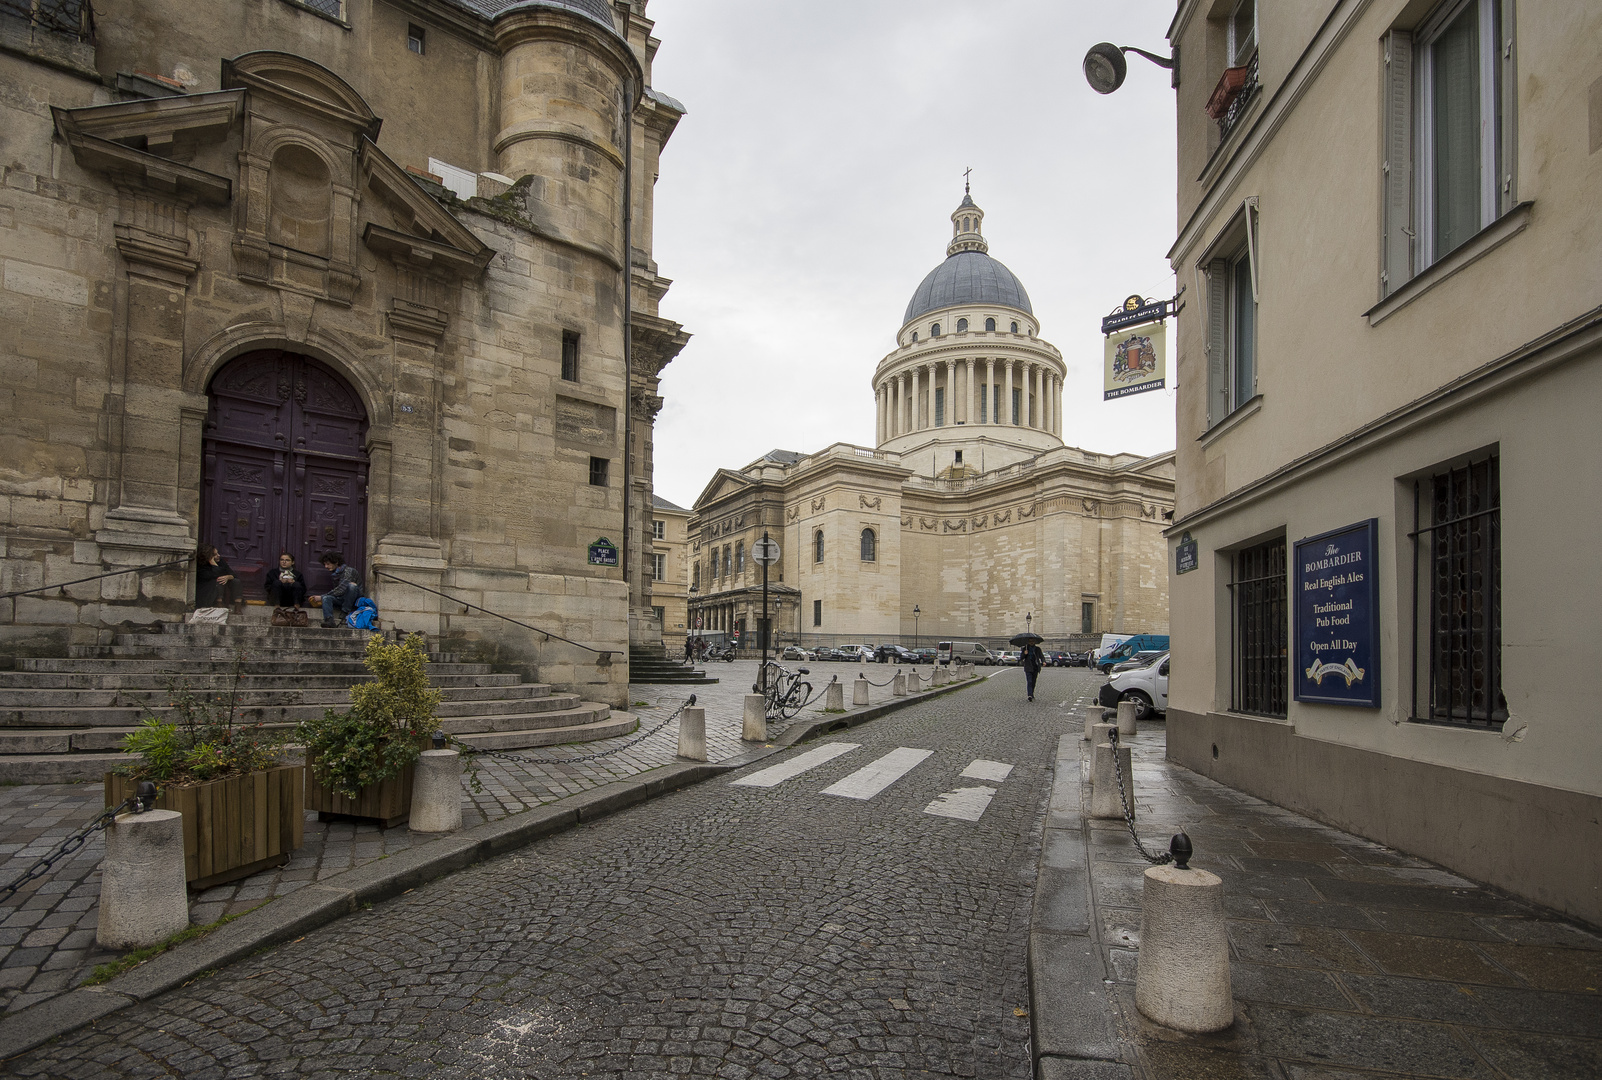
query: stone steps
[{"left": 0, "top": 621, "right": 620, "bottom": 782}]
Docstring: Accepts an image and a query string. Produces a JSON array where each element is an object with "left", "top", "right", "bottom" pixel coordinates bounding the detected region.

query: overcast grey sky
[{"left": 645, "top": 0, "right": 1180, "bottom": 510}]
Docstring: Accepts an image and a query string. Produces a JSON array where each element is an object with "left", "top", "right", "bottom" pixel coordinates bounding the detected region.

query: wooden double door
[{"left": 201, "top": 352, "right": 369, "bottom": 601}]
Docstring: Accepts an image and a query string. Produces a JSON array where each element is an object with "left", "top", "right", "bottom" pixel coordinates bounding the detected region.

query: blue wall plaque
[
  {"left": 587, "top": 537, "right": 619, "bottom": 567},
  {"left": 1294, "top": 519, "right": 1380, "bottom": 708},
  {"left": 1175, "top": 532, "right": 1198, "bottom": 575}
]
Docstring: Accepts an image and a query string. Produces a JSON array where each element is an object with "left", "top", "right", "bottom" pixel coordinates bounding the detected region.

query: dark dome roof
[
  {"left": 904, "top": 251, "right": 1033, "bottom": 325},
  {"left": 456, "top": 0, "right": 619, "bottom": 35}
]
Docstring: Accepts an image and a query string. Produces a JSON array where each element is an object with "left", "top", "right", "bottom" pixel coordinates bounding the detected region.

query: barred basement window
[
  {"left": 588, "top": 457, "right": 608, "bottom": 486},
  {"left": 1410, "top": 454, "right": 1502, "bottom": 726},
  {"left": 1231, "top": 536, "right": 1287, "bottom": 717}
]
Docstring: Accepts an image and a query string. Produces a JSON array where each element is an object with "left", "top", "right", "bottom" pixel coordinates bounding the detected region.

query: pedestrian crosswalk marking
[
  {"left": 925, "top": 786, "right": 998, "bottom": 821},
  {"left": 960, "top": 760, "right": 1013, "bottom": 782},
  {"left": 821, "top": 747, "right": 933, "bottom": 800},
  {"left": 731, "top": 742, "right": 861, "bottom": 788}
]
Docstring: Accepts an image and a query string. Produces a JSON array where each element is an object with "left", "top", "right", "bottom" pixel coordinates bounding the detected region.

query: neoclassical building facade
[
  {"left": 0, "top": 0, "right": 689, "bottom": 706},
  {"left": 688, "top": 194, "right": 1174, "bottom": 649}
]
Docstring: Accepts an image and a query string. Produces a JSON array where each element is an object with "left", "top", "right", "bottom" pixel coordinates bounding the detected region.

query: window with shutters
[
  {"left": 1379, "top": 0, "right": 1516, "bottom": 300},
  {"left": 1201, "top": 201, "right": 1260, "bottom": 430}
]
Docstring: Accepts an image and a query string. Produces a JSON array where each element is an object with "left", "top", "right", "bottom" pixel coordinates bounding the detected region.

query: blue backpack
[{"left": 346, "top": 596, "right": 379, "bottom": 630}]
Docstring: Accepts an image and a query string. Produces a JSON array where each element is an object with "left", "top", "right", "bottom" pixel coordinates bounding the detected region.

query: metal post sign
[
  {"left": 1294, "top": 519, "right": 1380, "bottom": 708},
  {"left": 587, "top": 537, "right": 619, "bottom": 566},
  {"left": 1102, "top": 294, "right": 1168, "bottom": 400}
]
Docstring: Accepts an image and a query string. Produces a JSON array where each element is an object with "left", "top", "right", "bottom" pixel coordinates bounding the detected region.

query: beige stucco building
[
  {"left": 688, "top": 194, "right": 1175, "bottom": 652},
  {"left": 648, "top": 493, "right": 690, "bottom": 643},
  {"left": 1162, "top": 0, "right": 1601, "bottom": 923},
  {"left": 0, "top": 0, "right": 690, "bottom": 707}
]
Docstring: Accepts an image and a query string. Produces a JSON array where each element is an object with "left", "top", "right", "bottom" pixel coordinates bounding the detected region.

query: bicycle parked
[{"left": 755, "top": 660, "right": 813, "bottom": 721}]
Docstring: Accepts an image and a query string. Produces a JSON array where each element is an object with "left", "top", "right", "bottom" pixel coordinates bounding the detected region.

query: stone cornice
[{"left": 52, "top": 115, "right": 232, "bottom": 205}]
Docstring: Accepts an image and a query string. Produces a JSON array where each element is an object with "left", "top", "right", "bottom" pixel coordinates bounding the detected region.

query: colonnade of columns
[{"left": 876, "top": 358, "right": 1062, "bottom": 443}]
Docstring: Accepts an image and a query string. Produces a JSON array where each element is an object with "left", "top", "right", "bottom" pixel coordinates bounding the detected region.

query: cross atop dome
[{"left": 948, "top": 182, "right": 987, "bottom": 256}]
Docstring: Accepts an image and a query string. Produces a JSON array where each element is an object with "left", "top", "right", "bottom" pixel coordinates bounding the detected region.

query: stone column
[
  {"left": 965, "top": 357, "right": 976, "bottom": 424},
  {"left": 911, "top": 369, "right": 922, "bottom": 431},
  {"left": 985, "top": 358, "right": 996, "bottom": 424},
  {"left": 944, "top": 358, "right": 956, "bottom": 426},
  {"left": 1003, "top": 360, "right": 1014, "bottom": 426}
]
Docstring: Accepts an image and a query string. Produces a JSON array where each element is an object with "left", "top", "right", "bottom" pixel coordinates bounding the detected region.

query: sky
[{"left": 644, "top": 0, "right": 1181, "bottom": 510}]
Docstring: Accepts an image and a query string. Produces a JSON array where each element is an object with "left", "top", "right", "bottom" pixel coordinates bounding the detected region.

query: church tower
[{"left": 872, "top": 188, "right": 1066, "bottom": 476}]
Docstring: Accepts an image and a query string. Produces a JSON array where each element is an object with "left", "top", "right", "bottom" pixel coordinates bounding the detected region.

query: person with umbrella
[{"left": 1012, "top": 630, "right": 1045, "bottom": 702}]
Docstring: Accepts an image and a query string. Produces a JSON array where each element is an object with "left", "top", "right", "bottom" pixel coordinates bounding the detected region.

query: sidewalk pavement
[
  {"left": 0, "top": 659, "right": 928, "bottom": 1019},
  {"left": 1032, "top": 706, "right": 1602, "bottom": 1080}
]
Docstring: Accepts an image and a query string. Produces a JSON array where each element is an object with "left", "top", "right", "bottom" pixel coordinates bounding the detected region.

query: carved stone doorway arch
[{"left": 201, "top": 351, "right": 369, "bottom": 601}]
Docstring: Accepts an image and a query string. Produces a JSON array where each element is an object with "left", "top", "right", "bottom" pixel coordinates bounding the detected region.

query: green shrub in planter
[{"left": 296, "top": 634, "right": 442, "bottom": 800}]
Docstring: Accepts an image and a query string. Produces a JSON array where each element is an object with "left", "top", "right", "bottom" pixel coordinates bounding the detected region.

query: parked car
[
  {"left": 995, "top": 649, "right": 1020, "bottom": 666},
  {"left": 913, "top": 648, "right": 938, "bottom": 664},
  {"left": 873, "top": 644, "right": 918, "bottom": 664},
  {"left": 938, "top": 641, "right": 997, "bottom": 665},
  {"left": 781, "top": 645, "right": 814, "bottom": 661},
  {"left": 1094, "top": 634, "right": 1172, "bottom": 673},
  {"left": 1064, "top": 651, "right": 1090, "bottom": 667},
  {"left": 1110, "top": 649, "right": 1167, "bottom": 673},
  {"left": 1044, "top": 650, "right": 1068, "bottom": 667},
  {"left": 1097, "top": 652, "right": 1169, "bottom": 720}
]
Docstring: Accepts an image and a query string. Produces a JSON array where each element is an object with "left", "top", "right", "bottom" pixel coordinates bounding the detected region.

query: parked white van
[
  {"left": 938, "top": 641, "right": 996, "bottom": 666},
  {"left": 1089, "top": 633, "right": 1132, "bottom": 666}
]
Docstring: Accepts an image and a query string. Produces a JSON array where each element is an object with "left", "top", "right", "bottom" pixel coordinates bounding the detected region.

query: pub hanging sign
[
  {"left": 587, "top": 537, "right": 619, "bottom": 567},
  {"left": 1293, "top": 519, "right": 1380, "bottom": 708},
  {"left": 1101, "top": 294, "right": 1170, "bottom": 401}
]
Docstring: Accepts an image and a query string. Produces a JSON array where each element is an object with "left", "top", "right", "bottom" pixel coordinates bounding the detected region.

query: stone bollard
[
  {"left": 98, "top": 809, "right": 189, "bottom": 950},
  {"left": 1090, "top": 739, "right": 1133, "bottom": 819},
  {"left": 852, "top": 678, "right": 869, "bottom": 706},
  {"left": 826, "top": 680, "right": 845, "bottom": 710},
  {"left": 1089, "top": 722, "right": 1117, "bottom": 747},
  {"left": 1083, "top": 705, "right": 1105, "bottom": 741},
  {"left": 743, "top": 693, "right": 766, "bottom": 741},
  {"left": 1136, "top": 858, "right": 1233, "bottom": 1033},
  {"left": 933, "top": 665, "right": 949, "bottom": 686},
  {"left": 677, "top": 705, "right": 707, "bottom": 761},
  {"left": 893, "top": 673, "right": 906, "bottom": 697},
  {"left": 410, "top": 749, "right": 464, "bottom": 833},
  {"left": 1117, "top": 699, "right": 1139, "bottom": 736}
]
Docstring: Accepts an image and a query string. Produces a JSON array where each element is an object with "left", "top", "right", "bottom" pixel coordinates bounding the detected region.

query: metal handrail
[
  {"left": 373, "top": 569, "right": 613, "bottom": 662},
  {"left": 0, "top": 556, "right": 192, "bottom": 604}
]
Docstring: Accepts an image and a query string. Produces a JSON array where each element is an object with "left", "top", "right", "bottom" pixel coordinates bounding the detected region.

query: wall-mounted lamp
[{"left": 1083, "top": 41, "right": 1176, "bottom": 95}]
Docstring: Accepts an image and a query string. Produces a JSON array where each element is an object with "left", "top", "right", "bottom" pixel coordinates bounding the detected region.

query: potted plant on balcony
[
  {"left": 106, "top": 654, "right": 303, "bottom": 889},
  {"left": 295, "top": 633, "right": 442, "bottom": 827}
]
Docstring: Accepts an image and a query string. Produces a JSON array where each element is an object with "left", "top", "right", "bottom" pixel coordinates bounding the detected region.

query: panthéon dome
[{"left": 903, "top": 190, "right": 1032, "bottom": 325}]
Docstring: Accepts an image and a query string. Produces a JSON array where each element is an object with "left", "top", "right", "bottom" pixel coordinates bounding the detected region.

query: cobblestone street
[
  {"left": 0, "top": 660, "right": 924, "bottom": 1015},
  {"left": 7, "top": 666, "right": 1065, "bottom": 1078}
]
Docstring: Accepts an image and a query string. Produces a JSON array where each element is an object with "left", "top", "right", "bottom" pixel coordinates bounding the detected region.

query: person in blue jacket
[{"left": 307, "top": 551, "right": 364, "bottom": 628}]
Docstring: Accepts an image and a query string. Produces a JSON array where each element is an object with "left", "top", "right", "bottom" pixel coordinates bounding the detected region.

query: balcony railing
[
  {"left": 0, "top": 0, "right": 93, "bottom": 41},
  {"left": 1214, "top": 52, "right": 1259, "bottom": 141}
]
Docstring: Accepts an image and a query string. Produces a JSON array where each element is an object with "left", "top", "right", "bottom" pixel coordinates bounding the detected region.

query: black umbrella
[{"left": 1009, "top": 632, "right": 1043, "bottom": 646}]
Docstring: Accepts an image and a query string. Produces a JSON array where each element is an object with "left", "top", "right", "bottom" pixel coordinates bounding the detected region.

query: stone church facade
[
  {"left": 688, "top": 195, "right": 1173, "bottom": 650},
  {"left": 0, "top": 0, "right": 689, "bottom": 706}
]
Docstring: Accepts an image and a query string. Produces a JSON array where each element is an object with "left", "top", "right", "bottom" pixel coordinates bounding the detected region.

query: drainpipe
[{"left": 621, "top": 76, "right": 635, "bottom": 626}]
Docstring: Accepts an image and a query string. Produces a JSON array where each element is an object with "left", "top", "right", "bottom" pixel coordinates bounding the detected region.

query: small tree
[{"left": 296, "top": 634, "right": 442, "bottom": 799}]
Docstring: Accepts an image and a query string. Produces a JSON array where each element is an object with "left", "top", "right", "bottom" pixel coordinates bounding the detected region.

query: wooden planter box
[
  {"left": 305, "top": 755, "right": 415, "bottom": 827},
  {"left": 104, "top": 765, "right": 305, "bottom": 890}
]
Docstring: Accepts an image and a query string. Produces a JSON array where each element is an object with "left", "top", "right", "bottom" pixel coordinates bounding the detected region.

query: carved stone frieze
[{"left": 859, "top": 495, "right": 881, "bottom": 510}]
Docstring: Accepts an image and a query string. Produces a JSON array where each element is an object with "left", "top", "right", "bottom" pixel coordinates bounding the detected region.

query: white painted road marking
[
  {"left": 821, "top": 747, "right": 933, "bottom": 800},
  {"left": 731, "top": 742, "right": 861, "bottom": 788},
  {"left": 924, "top": 786, "right": 999, "bottom": 821},
  {"left": 960, "top": 760, "right": 1013, "bottom": 782}
]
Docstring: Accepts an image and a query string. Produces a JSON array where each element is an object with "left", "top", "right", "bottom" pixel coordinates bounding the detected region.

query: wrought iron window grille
[
  {"left": 1, "top": 0, "right": 94, "bottom": 40},
  {"left": 1227, "top": 534, "right": 1287, "bottom": 717},
  {"left": 1217, "top": 52, "right": 1260, "bottom": 141},
  {"left": 1409, "top": 455, "right": 1502, "bottom": 727}
]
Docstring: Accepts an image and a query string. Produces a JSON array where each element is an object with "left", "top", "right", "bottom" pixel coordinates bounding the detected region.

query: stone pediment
[
  {"left": 51, "top": 93, "right": 241, "bottom": 203},
  {"left": 359, "top": 144, "right": 492, "bottom": 276},
  {"left": 222, "top": 52, "right": 380, "bottom": 140},
  {"left": 692, "top": 470, "right": 754, "bottom": 508}
]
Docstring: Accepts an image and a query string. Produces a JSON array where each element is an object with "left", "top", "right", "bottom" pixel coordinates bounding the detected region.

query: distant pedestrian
[{"left": 1020, "top": 641, "right": 1045, "bottom": 702}]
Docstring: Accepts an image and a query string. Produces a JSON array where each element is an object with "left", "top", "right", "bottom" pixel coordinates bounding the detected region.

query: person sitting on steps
[
  {"left": 306, "top": 551, "right": 363, "bottom": 628},
  {"left": 194, "top": 544, "right": 236, "bottom": 609},
  {"left": 264, "top": 552, "right": 308, "bottom": 613}
]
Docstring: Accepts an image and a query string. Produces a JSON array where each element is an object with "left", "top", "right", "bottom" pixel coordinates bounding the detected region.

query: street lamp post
[{"left": 913, "top": 605, "right": 920, "bottom": 650}]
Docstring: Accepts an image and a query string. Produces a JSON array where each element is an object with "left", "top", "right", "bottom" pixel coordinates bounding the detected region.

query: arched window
[
  {"left": 931, "top": 323, "right": 941, "bottom": 336},
  {"left": 1010, "top": 321, "right": 1019, "bottom": 333},
  {"left": 735, "top": 541, "right": 744, "bottom": 573},
  {"left": 860, "top": 528, "right": 876, "bottom": 562},
  {"left": 956, "top": 318, "right": 968, "bottom": 332},
  {"left": 814, "top": 529, "right": 824, "bottom": 563},
  {"left": 985, "top": 317, "right": 996, "bottom": 332},
  {"left": 911, "top": 331, "right": 918, "bottom": 342}
]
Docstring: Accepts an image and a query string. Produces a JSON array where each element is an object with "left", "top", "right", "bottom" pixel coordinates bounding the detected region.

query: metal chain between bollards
[
  {"left": 458, "top": 696, "right": 695, "bottom": 767},
  {"left": 1107, "top": 728, "right": 1173, "bottom": 866},
  {"left": 0, "top": 787, "right": 154, "bottom": 897},
  {"left": 857, "top": 668, "right": 900, "bottom": 688}
]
